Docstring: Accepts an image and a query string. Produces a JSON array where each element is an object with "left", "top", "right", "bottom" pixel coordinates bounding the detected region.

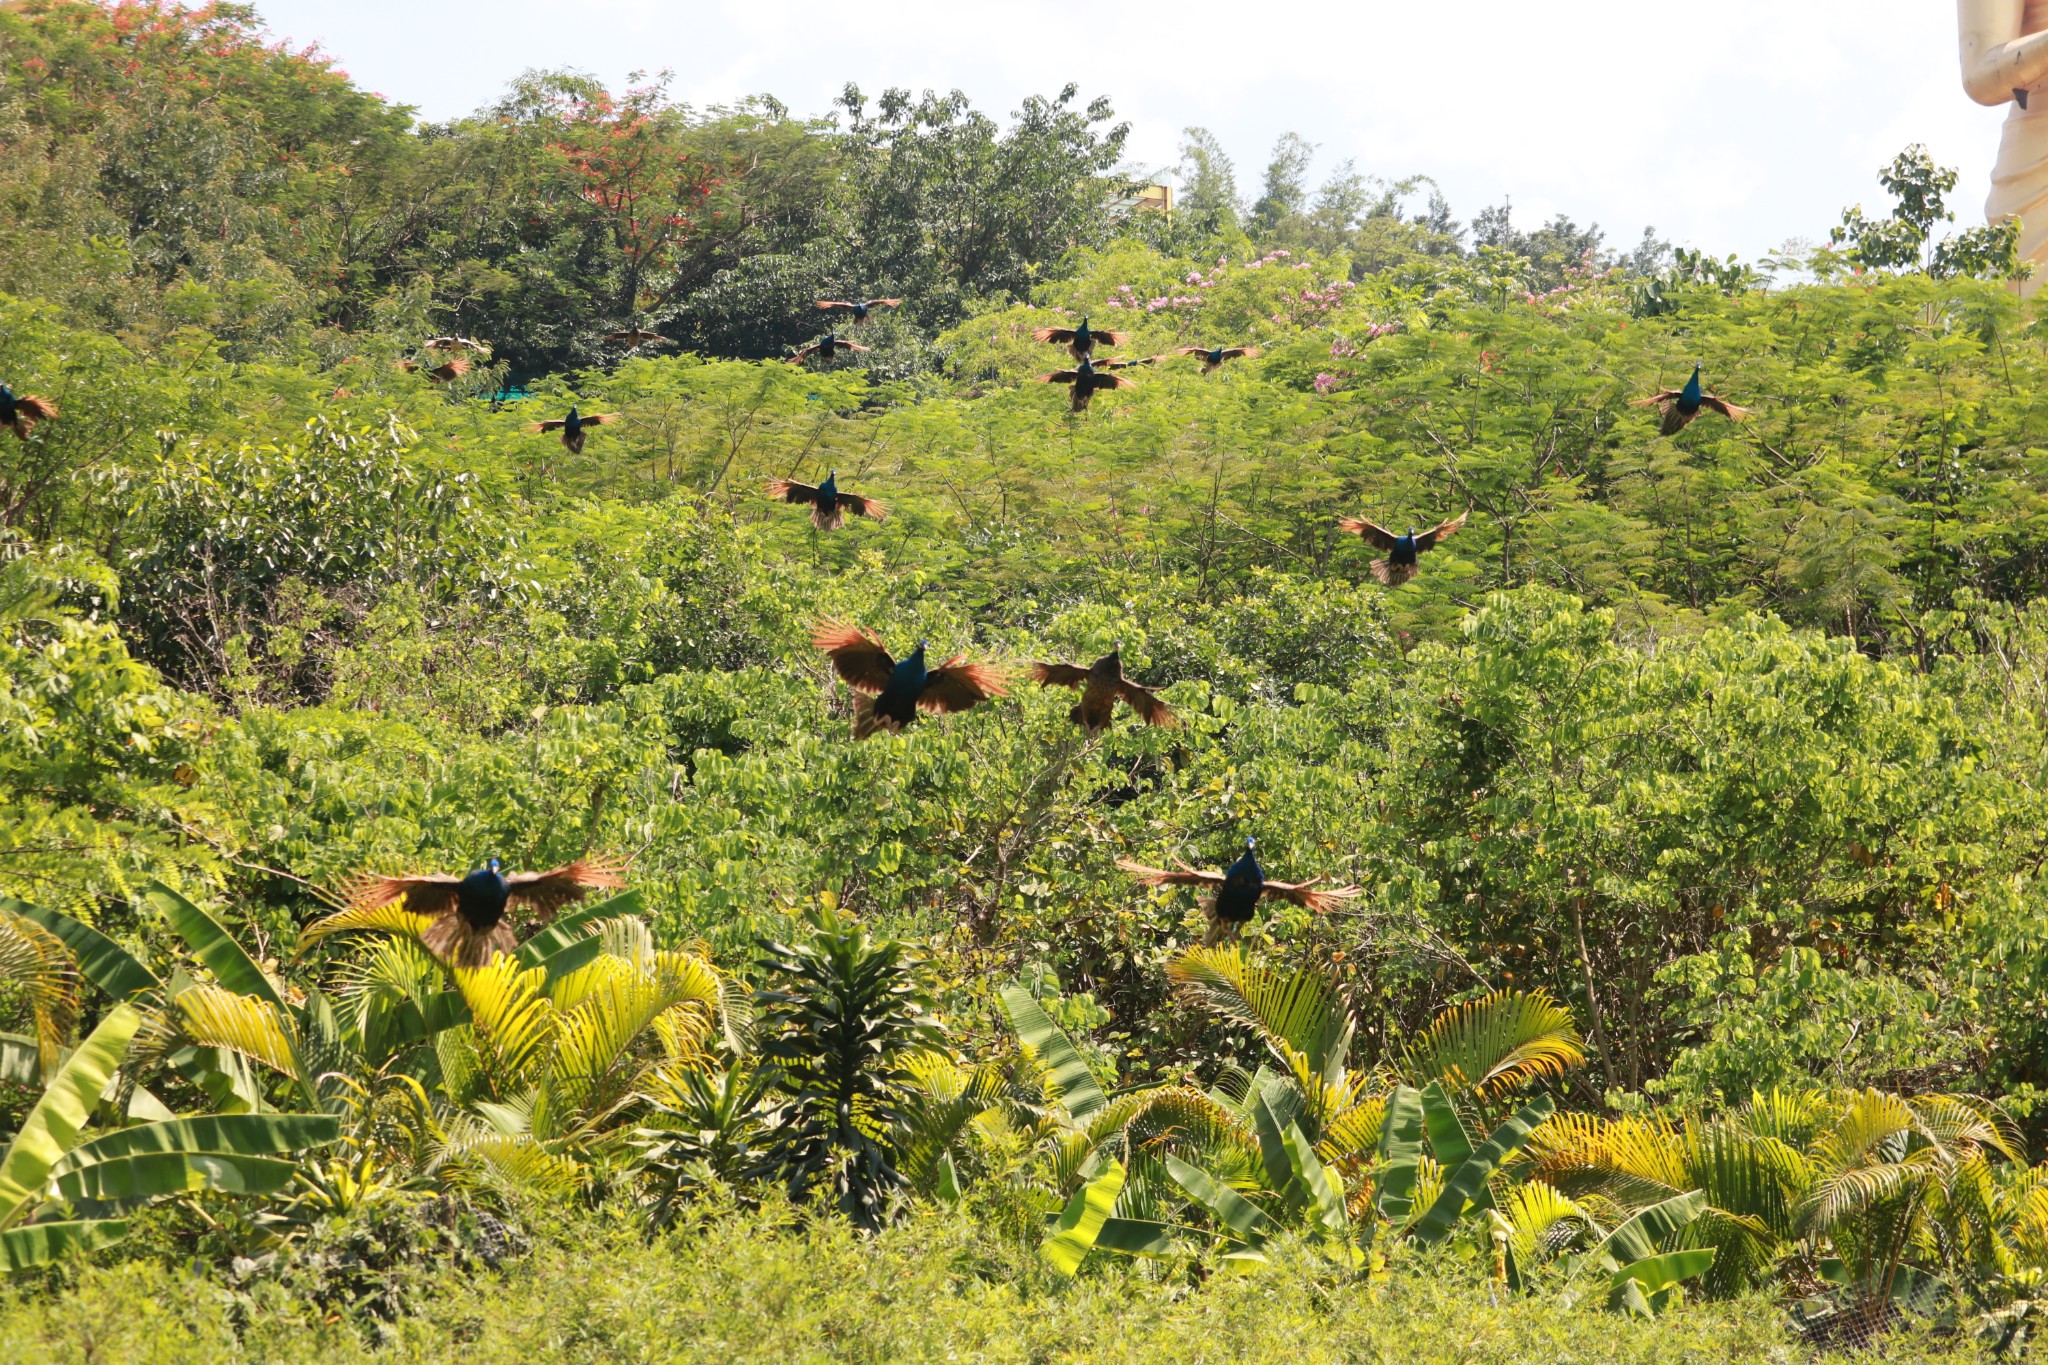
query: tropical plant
[
  {"left": 0, "top": 1001, "right": 341, "bottom": 1272},
  {"left": 1521, "top": 1087, "right": 2033, "bottom": 1340},
  {"left": 753, "top": 903, "right": 947, "bottom": 1230},
  {"left": 0, "top": 902, "right": 80, "bottom": 1081},
  {"left": 1028, "top": 949, "right": 1587, "bottom": 1276}
]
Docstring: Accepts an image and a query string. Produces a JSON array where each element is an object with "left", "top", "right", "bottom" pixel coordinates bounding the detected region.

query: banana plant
[
  {"left": 1038, "top": 1083, "right": 1353, "bottom": 1276},
  {"left": 0, "top": 1003, "right": 340, "bottom": 1272},
  {"left": 1374, "top": 1080, "right": 1557, "bottom": 1245}
]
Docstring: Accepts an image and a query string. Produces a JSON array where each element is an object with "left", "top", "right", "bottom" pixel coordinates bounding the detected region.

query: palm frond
[
  {"left": 1685, "top": 1122, "right": 1808, "bottom": 1239},
  {"left": 539, "top": 958, "right": 676, "bottom": 1127},
  {"left": 1911, "top": 1093, "right": 2020, "bottom": 1163},
  {"left": 0, "top": 907, "right": 81, "bottom": 1077},
  {"left": 436, "top": 1116, "right": 581, "bottom": 1199},
  {"left": 1808, "top": 1089, "right": 1920, "bottom": 1175},
  {"left": 297, "top": 901, "right": 437, "bottom": 951},
  {"left": 1523, "top": 1111, "right": 1686, "bottom": 1204},
  {"left": 327, "top": 937, "right": 444, "bottom": 1056},
  {"left": 1737, "top": 1087, "right": 1841, "bottom": 1148},
  {"left": 1317, "top": 1094, "right": 1387, "bottom": 1165},
  {"left": 1167, "top": 946, "right": 1354, "bottom": 1087},
  {"left": 452, "top": 958, "right": 559, "bottom": 1097},
  {"left": 650, "top": 950, "right": 724, "bottom": 1063},
  {"left": 2009, "top": 1184, "right": 2048, "bottom": 1271},
  {"left": 1400, "top": 988, "right": 1584, "bottom": 1100},
  {"left": 174, "top": 985, "right": 301, "bottom": 1078},
  {"left": 1084, "top": 1085, "right": 1258, "bottom": 1179},
  {"left": 1499, "top": 1178, "right": 1595, "bottom": 1267},
  {"left": 1800, "top": 1158, "right": 1939, "bottom": 1236},
  {"left": 896, "top": 1056, "right": 1005, "bottom": 1191}
]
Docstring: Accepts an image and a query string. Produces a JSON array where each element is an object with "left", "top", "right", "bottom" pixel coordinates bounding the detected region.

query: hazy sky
[{"left": 252, "top": 0, "right": 2004, "bottom": 261}]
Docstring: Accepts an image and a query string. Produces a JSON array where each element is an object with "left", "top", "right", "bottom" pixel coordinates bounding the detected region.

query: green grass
[{"left": 0, "top": 1204, "right": 1972, "bottom": 1364}]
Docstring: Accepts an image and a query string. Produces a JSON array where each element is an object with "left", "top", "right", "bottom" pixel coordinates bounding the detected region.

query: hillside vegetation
[{"left": 6, "top": 2, "right": 2048, "bottom": 1359}]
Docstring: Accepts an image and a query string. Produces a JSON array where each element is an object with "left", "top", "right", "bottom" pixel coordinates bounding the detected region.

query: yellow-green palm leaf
[
  {"left": 1166, "top": 945, "right": 1354, "bottom": 1087},
  {"left": 0, "top": 907, "right": 81, "bottom": 1079},
  {"left": 295, "top": 901, "right": 437, "bottom": 952},
  {"left": 453, "top": 958, "right": 558, "bottom": 1097},
  {"left": 1400, "top": 988, "right": 1584, "bottom": 1101},
  {"left": 174, "top": 984, "right": 301, "bottom": 1079}
]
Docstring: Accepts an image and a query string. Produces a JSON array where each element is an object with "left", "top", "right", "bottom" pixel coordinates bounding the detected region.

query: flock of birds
[
  {"left": 3, "top": 297, "right": 1751, "bottom": 961},
  {"left": 1028, "top": 316, "right": 1262, "bottom": 412}
]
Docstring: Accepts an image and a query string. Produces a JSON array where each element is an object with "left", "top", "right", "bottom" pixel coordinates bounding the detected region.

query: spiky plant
[{"left": 754, "top": 905, "right": 946, "bottom": 1231}]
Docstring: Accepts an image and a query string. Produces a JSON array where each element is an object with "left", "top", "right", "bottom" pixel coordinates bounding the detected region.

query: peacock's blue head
[{"left": 486, "top": 857, "right": 502, "bottom": 873}]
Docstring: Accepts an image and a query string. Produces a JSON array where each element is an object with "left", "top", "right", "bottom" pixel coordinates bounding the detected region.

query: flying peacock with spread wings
[
  {"left": 1118, "top": 838, "right": 1358, "bottom": 945},
  {"left": 812, "top": 620, "right": 1007, "bottom": 740},
  {"left": 316, "top": 857, "right": 627, "bottom": 968}
]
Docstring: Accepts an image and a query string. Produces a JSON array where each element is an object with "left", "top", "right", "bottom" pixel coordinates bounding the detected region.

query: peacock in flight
[
  {"left": 1119, "top": 838, "right": 1359, "bottom": 945},
  {"left": 765, "top": 469, "right": 889, "bottom": 531},
  {"left": 812, "top": 621, "right": 1008, "bottom": 739}
]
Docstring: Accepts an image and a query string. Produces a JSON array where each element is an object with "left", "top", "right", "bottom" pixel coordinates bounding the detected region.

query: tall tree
[{"left": 833, "top": 82, "right": 1131, "bottom": 328}]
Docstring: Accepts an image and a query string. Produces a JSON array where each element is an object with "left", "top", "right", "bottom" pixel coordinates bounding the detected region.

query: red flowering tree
[{"left": 547, "top": 77, "right": 731, "bottom": 321}]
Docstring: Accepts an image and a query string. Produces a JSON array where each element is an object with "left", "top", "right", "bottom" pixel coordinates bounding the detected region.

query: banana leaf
[
  {"left": 55, "top": 1114, "right": 340, "bottom": 1173},
  {"left": 0, "top": 1004, "right": 141, "bottom": 1230},
  {"left": 0, "top": 1033, "right": 39, "bottom": 1087},
  {"left": 1410, "top": 1093, "right": 1555, "bottom": 1246},
  {"left": 1250, "top": 1092, "right": 1299, "bottom": 1212},
  {"left": 1420, "top": 1080, "right": 1475, "bottom": 1170},
  {"left": 1164, "top": 1154, "right": 1276, "bottom": 1244},
  {"left": 534, "top": 934, "right": 604, "bottom": 983},
  {"left": 1000, "top": 982, "right": 1108, "bottom": 1119},
  {"left": 147, "top": 884, "right": 284, "bottom": 1009},
  {"left": 1609, "top": 1247, "right": 1717, "bottom": 1316},
  {"left": 1587, "top": 1189, "right": 1707, "bottom": 1272},
  {"left": 1375, "top": 1084, "right": 1425, "bottom": 1220},
  {"left": 0, "top": 1218, "right": 130, "bottom": 1273},
  {"left": 1095, "top": 1217, "right": 1179, "bottom": 1257},
  {"left": 1042, "top": 1160, "right": 1125, "bottom": 1275},
  {"left": 55, "top": 1151, "right": 299, "bottom": 1204},
  {"left": 1281, "top": 1121, "right": 1348, "bottom": 1239}
]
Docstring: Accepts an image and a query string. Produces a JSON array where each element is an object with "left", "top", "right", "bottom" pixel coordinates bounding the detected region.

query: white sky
[{"left": 253, "top": 0, "right": 2006, "bottom": 261}]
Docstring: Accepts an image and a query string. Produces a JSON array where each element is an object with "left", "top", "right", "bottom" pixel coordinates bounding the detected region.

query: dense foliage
[{"left": 9, "top": 1, "right": 2048, "bottom": 1357}]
